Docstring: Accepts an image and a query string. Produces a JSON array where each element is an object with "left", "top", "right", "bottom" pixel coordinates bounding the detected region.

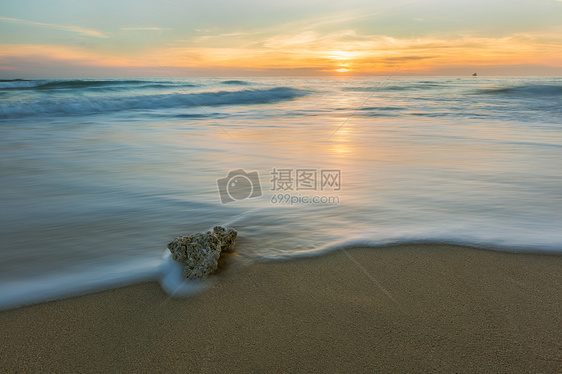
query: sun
[{"left": 335, "top": 68, "right": 349, "bottom": 73}]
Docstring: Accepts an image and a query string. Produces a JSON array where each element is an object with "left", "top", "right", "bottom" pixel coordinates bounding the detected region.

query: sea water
[{"left": 1, "top": 76, "right": 561, "bottom": 310}]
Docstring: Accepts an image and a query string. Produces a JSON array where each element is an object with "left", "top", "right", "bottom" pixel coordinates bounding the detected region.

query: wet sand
[{"left": 1, "top": 244, "right": 561, "bottom": 373}]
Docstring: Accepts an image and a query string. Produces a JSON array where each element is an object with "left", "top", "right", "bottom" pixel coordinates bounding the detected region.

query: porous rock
[
  {"left": 167, "top": 226, "right": 237, "bottom": 279},
  {"left": 212, "top": 226, "right": 238, "bottom": 253}
]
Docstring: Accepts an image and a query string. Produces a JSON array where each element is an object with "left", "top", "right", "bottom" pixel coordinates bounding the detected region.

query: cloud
[
  {"left": 1, "top": 7, "right": 561, "bottom": 77},
  {"left": 147, "top": 28, "right": 562, "bottom": 75},
  {"left": 0, "top": 16, "right": 107, "bottom": 38},
  {"left": 0, "top": 44, "right": 134, "bottom": 67},
  {"left": 121, "top": 27, "right": 171, "bottom": 31}
]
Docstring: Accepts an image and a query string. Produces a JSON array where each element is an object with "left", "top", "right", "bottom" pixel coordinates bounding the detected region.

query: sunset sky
[{"left": 1, "top": 0, "right": 561, "bottom": 77}]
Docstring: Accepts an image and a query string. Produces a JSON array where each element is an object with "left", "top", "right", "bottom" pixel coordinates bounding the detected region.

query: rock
[
  {"left": 167, "top": 226, "right": 237, "bottom": 279},
  {"left": 212, "top": 226, "right": 238, "bottom": 252}
]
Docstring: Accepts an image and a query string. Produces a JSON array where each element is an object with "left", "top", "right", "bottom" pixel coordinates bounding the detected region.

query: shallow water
[{"left": 1, "top": 76, "right": 561, "bottom": 309}]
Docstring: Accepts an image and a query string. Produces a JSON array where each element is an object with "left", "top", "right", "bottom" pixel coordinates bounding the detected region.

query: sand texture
[{"left": 1, "top": 244, "right": 561, "bottom": 373}]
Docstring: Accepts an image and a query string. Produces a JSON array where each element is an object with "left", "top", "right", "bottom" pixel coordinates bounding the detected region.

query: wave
[
  {"left": 221, "top": 80, "right": 250, "bottom": 85},
  {"left": 477, "top": 84, "right": 562, "bottom": 97},
  {"left": 2, "top": 232, "right": 560, "bottom": 311},
  {"left": 0, "top": 250, "right": 213, "bottom": 311},
  {"left": 0, "top": 258, "right": 162, "bottom": 311},
  {"left": 343, "top": 83, "right": 442, "bottom": 92},
  {"left": 0, "top": 80, "right": 40, "bottom": 89},
  {"left": 0, "top": 87, "right": 309, "bottom": 118},
  {"left": 142, "top": 83, "right": 197, "bottom": 89},
  {"left": 36, "top": 79, "right": 151, "bottom": 89},
  {"left": 359, "top": 106, "right": 405, "bottom": 111},
  {"left": 0, "top": 79, "right": 198, "bottom": 91}
]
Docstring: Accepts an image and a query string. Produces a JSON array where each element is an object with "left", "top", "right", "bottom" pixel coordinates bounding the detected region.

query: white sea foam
[
  {"left": 0, "top": 258, "right": 161, "bottom": 311},
  {"left": 0, "top": 250, "right": 215, "bottom": 311},
  {"left": 1, "top": 227, "right": 559, "bottom": 311},
  {"left": 159, "top": 251, "right": 213, "bottom": 297}
]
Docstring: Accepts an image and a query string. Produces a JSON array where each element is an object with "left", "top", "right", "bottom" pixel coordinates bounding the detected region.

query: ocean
[{"left": 1, "top": 76, "right": 561, "bottom": 310}]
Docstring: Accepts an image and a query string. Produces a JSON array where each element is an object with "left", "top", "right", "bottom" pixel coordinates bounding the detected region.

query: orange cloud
[
  {"left": 149, "top": 30, "right": 562, "bottom": 74},
  {"left": 0, "top": 44, "right": 138, "bottom": 68},
  {"left": 1, "top": 28, "right": 561, "bottom": 76}
]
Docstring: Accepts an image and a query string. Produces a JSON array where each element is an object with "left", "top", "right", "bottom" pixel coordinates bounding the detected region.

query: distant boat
[{"left": 472, "top": 72, "right": 478, "bottom": 76}]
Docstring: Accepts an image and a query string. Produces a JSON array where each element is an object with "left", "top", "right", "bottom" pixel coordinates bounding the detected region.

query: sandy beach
[{"left": 1, "top": 244, "right": 561, "bottom": 373}]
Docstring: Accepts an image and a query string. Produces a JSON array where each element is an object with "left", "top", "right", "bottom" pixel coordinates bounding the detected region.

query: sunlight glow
[
  {"left": 329, "top": 51, "right": 358, "bottom": 61},
  {"left": 0, "top": 2, "right": 561, "bottom": 77}
]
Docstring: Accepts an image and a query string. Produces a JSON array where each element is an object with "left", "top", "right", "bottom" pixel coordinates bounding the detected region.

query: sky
[{"left": 1, "top": 0, "right": 561, "bottom": 77}]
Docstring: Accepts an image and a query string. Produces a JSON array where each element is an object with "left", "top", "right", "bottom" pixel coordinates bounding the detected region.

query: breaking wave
[
  {"left": 0, "top": 79, "right": 199, "bottom": 91},
  {"left": 0, "top": 87, "right": 309, "bottom": 118},
  {"left": 477, "top": 84, "right": 562, "bottom": 97},
  {"left": 36, "top": 80, "right": 152, "bottom": 89},
  {"left": 221, "top": 80, "right": 250, "bottom": 85}
]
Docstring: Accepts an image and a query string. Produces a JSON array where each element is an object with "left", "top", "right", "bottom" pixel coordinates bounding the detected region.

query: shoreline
[{"left": 1, "top": 244, "right": 561, "bottom": 372}]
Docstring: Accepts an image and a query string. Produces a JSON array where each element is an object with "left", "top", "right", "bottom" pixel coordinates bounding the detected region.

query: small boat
[{"left": 472, "top": 72, "right": 478, "bottom": 76}]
